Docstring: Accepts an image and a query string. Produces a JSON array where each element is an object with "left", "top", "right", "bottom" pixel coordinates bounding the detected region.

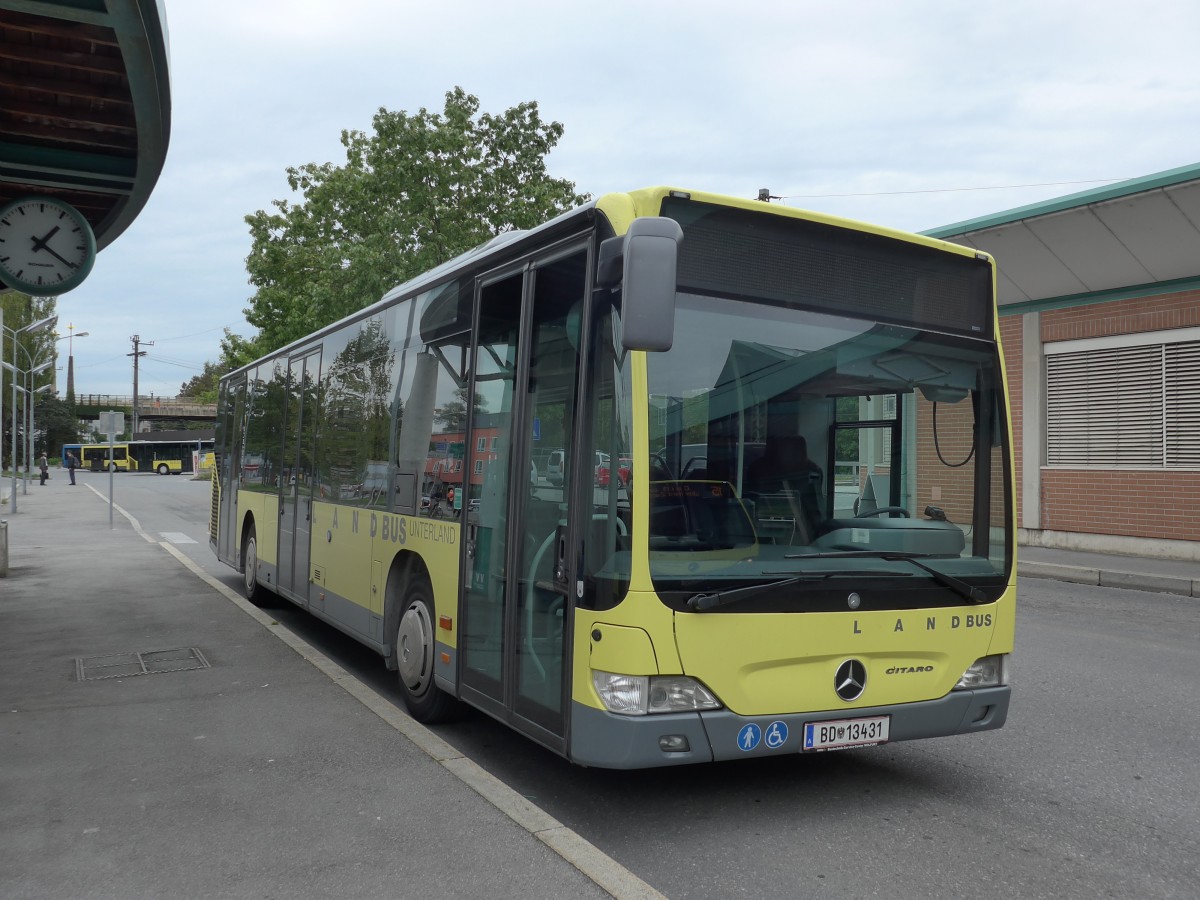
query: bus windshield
[{"left": 644, "top": 292, "right": 1010, "bottom": 612}]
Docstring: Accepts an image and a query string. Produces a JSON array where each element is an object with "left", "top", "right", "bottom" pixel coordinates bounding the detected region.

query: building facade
[{"left": 927, "top": 163, "right": 1200, "bottom": 560}]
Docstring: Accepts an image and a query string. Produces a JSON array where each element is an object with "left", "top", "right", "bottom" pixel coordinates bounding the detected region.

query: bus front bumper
[{"left": 568, "top": 686, "right": 1010, "bottom": 769}]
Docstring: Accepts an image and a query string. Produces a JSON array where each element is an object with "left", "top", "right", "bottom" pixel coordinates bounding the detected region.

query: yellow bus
[
  {"left": 80, "top": 442, "right": 135, "bottom": 472},
  {"left": 210, "top": 187, "right": 1014, "bottom": 768}
]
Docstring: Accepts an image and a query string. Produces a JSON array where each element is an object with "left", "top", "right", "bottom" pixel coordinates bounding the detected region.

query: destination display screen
[{"left": 660, "top": 196, "right": 994, "bottom": 339}]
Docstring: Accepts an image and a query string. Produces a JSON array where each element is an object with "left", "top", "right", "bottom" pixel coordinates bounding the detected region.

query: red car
[{"left": 595, "top": 456, "right": 632, "bottom": 487}]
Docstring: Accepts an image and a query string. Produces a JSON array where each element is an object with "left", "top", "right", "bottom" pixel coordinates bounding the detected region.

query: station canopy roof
[
  {"left": 924, "top": 162, "right": 1200, "bottom": 312},
  {"left": 0, "top": 0, "right": 170, "bottom": 253}
]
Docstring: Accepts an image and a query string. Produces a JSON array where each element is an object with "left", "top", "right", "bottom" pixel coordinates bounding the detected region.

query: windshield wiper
[
  {"left": 685, "top": 571, "right": 867, "bottom": 612},
  {"left": 686, "top": 577, "right": 803, "bottom": 612},
  {"left": 783, "top": 550, "right": 988, "bottom": 604}
]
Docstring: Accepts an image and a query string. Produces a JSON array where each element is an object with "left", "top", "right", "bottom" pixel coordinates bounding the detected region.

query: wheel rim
[
  {"left": 397, "top": 599, "right": 435, "bottom": 698},
  {"left": 243, "top": 536, "right": 257, "bottom": 593}
]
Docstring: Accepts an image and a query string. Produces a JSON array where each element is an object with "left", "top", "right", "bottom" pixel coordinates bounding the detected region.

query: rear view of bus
[{"left": 572, "top": 190, "right": 1013, "bottom": 766}]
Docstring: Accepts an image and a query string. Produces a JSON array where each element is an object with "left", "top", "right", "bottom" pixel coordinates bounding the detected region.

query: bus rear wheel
[
  {"left": 242, "top": 525, "right": 265, "bottom": 603},
  {"left": 396, "top": 579, "right": 459, "bottom": 722},
  {"left": 157, "top": 463, "right": 170, "bottom": 475}
]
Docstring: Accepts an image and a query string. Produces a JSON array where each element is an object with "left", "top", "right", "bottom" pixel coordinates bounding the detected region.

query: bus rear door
[{"left": 278, "top": 348, "right": 321, "bottom": 603}]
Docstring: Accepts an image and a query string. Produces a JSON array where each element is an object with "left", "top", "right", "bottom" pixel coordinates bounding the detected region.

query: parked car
[
  {"left": 546, "top": 449, "right": 565, "bottom": 485},
  {"left": 546, "top": 449, "right": 612, "bottom": 486},
  {"left": 595, "top": 456, "right": 632, "bottom": 487}
]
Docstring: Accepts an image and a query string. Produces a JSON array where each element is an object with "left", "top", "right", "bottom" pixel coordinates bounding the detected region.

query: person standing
[
  {"left": 67, "top": 451, "right": 77, "bottom": 485},
  {"left": 39, "top": 452, "right": 49, "bottom": 486}
]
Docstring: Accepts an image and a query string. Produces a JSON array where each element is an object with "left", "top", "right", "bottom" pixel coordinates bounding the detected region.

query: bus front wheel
[
  {"left": 157, "top": 463, "right": 170, "bottom": 475},
  {"left": 396, "top": 579, "right": 459, "bottom": 722}
]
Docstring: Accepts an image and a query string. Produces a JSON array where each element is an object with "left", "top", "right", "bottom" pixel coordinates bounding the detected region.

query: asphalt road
[{"left": 100, "top": 470, "right": 1200, "bottom": 899}]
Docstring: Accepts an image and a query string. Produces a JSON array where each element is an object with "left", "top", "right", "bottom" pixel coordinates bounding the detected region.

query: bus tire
[
  {"left": 242, "top": 524, "right": 267, "bottom": 604},
  {"left": 157, "top": 463, "right": 169, "bottom": 475},
  {"left": 109, "top": 462, "right": 117, "bottom": 473},
  {"left": 396, "top": 578, "right": 459, "bottom": 722}
]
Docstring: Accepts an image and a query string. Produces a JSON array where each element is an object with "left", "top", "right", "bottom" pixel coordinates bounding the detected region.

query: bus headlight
[
  {"left": 592, "top": 671, "right": 722, "bottom": 716},
  {"left": 953, "top": 654, "right": 1009, "bottom": 690}
]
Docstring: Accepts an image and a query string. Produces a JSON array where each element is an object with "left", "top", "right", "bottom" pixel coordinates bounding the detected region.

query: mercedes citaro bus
[{"left": 211, "top": 187, "right": 1014, "bottom": 768}]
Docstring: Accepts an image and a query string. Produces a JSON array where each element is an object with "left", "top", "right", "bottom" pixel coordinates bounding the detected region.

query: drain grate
[{"left": 75, "top": 647, "right": 211, "bottom": 681}]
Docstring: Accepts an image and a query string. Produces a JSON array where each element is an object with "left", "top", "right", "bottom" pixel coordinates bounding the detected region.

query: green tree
[
  {"left": 179, "top": 360, "right": 226, "bottom": 404},
  {"left": 34, "top": 395, "right": 78, "bottom": 460},
  {"left": 236, "top": 87, "right": 588, "bottom": 360},
  {"left": 2, "top": 292, "right": 57, "bottom": 468}
]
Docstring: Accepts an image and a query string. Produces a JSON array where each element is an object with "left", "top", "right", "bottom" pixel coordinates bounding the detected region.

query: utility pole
[{"left": 128, "top": 334, "right": 152, "bottom": 435}]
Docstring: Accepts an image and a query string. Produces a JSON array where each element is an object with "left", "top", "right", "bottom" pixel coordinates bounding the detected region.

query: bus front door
[
  {"left": 459, "top": 247, "right": 587, "bottom": 749},
  {"left": 278, "top": 348, "right": 321, "bottom": 603}
]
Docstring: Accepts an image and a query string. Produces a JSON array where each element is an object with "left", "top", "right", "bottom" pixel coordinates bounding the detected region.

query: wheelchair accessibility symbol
[{"left": 764, "top": 720, "right": 788, "bottom": 749}]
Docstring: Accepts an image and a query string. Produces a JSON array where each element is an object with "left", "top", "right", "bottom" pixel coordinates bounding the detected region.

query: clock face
[{"left": 0, "top": 197, "right": 97, "bottom": 295}]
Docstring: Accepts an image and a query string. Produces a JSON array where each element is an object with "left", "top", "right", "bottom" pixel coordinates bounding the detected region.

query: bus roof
[{"left": 222, "top": 187, "right": 984, "bottom": 380}]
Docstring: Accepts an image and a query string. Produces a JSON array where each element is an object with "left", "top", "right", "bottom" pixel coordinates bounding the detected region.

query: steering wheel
[{"left": 855, "top": 506, "right": 910, "bottom": 518}]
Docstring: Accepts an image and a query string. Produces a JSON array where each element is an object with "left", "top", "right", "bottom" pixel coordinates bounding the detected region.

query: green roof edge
[{"left": 922, "top": 161, "right": 1200, "bottom": 239}]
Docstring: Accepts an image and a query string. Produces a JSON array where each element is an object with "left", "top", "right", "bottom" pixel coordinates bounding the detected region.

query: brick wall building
[{"left": 926, "top": 164, "right": 1200, "bottom": 561}]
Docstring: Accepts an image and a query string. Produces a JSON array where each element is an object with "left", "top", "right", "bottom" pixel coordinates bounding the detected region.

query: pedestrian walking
[
  {"left": 39, "top": 452, "right": 49, "bottom": 486},
  {"left": 67, "top": 451, "right": 77, "bottom": 485}
]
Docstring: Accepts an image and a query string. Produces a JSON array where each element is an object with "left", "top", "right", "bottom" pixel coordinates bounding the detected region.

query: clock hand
[
  {"left": 30, "top": 225, "right": 61, "bottom": 254},
  {"left": 38, "top": 242, "right": 78, "bottom": 269}
]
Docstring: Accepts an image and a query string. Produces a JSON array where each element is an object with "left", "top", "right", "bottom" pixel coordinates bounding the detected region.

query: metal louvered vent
[
  {"left": 1165, "top": 342, "right": 1200, "bottom": 467},
  {"left": 1046, "top": 339, "right": 1200, "bottom": 468}
]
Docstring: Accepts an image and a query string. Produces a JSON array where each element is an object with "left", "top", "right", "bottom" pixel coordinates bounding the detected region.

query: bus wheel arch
[
  {"left": 385, "top": 553, "right": 459, "bottom": 722},
  {"left": 157, "top": 463, "right": 170, "bottom": 475}
]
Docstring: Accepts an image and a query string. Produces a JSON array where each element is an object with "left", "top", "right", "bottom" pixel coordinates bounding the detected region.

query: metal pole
[
  {"left": 10, "top": 327, "right": 17, "bottom": 514},
  {"left": 0, "top": 309, "right": 3, "bottom": 496},
  {"left": 29, "top": 383, "right": 35, "bottom": 489},
  {"left": 23, "top": 373, "right": 30, "bottom": 495},
  {"left": 108, "top": 427, "right": 115, "bottom": 529},
  {"left": 1, "top": 306, "right": 5, "bottom": 507}
]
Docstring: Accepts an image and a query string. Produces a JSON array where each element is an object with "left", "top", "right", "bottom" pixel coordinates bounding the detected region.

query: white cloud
[{"left": 55, "top": 0, "right": 1200, "bottom": 395}]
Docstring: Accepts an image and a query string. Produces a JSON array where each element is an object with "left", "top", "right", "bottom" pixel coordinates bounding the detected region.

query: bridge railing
[{"left": 72, "top": 395, "right": 216, "bottom": 417}]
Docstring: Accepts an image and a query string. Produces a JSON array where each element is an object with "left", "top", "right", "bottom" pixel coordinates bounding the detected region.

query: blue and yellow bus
[{"left": 211, "top": 187, "right": 1014, "bottom": 768}]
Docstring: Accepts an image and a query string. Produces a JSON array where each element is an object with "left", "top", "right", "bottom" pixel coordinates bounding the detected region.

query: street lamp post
[
  {"left": 24, "top": 358, "right": 53, "bottom": 495},
  {"left": 8, "top": 313, "right": 57, "bottom": 513}
]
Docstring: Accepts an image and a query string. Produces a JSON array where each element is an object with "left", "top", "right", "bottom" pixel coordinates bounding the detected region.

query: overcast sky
[{"left": 54, "top": 0, "right": 1200, "bottom": 397}]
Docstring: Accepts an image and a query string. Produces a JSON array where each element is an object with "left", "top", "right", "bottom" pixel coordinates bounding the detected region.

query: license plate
[{"left": 802, "top": 715, "right": 890, "bottom": 751}]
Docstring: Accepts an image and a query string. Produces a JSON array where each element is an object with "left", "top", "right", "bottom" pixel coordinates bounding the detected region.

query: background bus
[
  {"left": 127, "top": 431, "right": 215, "bottom": 475},
  {"left": 80, "top": 442, "right": 134, "bottom": 472},
  {"left": 211, "top": 187, "right": 1014, "bottom": 768}
]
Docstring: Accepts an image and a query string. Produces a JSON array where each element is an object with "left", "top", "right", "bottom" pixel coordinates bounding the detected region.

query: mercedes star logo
[{"left": 835, "top": 659, "right": 867, "bottom": 701}]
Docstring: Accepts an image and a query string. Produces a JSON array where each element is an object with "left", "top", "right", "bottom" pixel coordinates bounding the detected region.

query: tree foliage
[
  {"left": 229, "top": 87, "right": 587, "bottom": 367},
  {"left": 179, "top": 360, "right": 225, "bottom": 403},
  {"left": 2, "top": 292, "right": 59, "bottom": 466},
  {"left": 35, "top": 395, "right": 79, "bottom": 460}
]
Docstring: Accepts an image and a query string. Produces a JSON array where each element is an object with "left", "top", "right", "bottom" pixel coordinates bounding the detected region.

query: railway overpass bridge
[{"left": 74, "top": 395, "right": 216, "bottom": 427}]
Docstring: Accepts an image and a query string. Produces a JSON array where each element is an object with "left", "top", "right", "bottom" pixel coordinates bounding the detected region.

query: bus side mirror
[{"left": 597, "top": 216, "right": 682, "bottom": 352}]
